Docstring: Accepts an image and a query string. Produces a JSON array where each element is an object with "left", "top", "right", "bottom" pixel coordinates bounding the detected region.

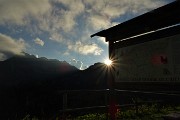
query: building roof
[
  {"left": 114, "top": 25, "right": 180, "bottom": 49},
  {"left": 91, "top": 1, "right": 180, "bottom": 42}
]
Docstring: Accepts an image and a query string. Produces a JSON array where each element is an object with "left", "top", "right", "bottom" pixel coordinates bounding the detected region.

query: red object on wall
[{"left": 151, "top": 54, "right": 168, "bottom": 65}]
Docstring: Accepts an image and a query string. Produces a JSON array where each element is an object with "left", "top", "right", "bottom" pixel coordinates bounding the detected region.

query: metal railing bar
[
  {"left": 115, "top": 89, "right": 180, "bottom": 97},
  {"left": 58, "top": 89, "right": 110, "bottom": 94},
  {"left": 59, "top": 106, "right": 107, "bottom": 113},
  {"left": 59, "top": 100, "right": 162, "bottom": 113},
  {"left": 58, "top": 89, "right": 180, "bottom": 97}
]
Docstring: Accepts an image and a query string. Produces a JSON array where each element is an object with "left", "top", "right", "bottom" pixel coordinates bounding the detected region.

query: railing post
[
  {"left": 135, "top": 100, "right": 139, "bottom": 116},
  {"left": 105, "top": 89, "right": 109, "bottom": 120},
  {"left": 63, "top": 91, "right": 67, "bottom": 120},
  {"left": 110, "top": 89, "right": 118, "bottom": 120}
]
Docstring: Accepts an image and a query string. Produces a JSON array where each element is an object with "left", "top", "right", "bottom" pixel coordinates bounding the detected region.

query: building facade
[{"left": 91, "top": 1, "right": 180, "bottom": 91}]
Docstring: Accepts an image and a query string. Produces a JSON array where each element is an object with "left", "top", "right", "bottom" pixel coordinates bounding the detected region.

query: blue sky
[{"left": 0, "top": 0, "right": 174, "bottom": 69}]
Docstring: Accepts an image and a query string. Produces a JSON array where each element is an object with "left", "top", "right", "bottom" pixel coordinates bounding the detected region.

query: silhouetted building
[{"left": 91, "top": 1, "right": 180, "bottom": 91}]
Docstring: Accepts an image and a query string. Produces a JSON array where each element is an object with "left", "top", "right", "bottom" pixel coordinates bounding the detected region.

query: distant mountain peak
[{"left": 2, "top": 53, "right": 79, "bottom": 74}]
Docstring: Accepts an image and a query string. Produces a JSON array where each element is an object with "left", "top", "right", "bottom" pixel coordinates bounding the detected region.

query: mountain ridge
[
  {"left": 0, "top": 53, "right": 108, "bottom": 89},
  {"left": 0, "top": 53, "right": 110, "bottom": 118}
]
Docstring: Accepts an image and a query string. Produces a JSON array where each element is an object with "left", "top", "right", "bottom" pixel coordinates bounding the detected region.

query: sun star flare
[{"left": 104, "top": 59, "right": 112, "bottom": 66}]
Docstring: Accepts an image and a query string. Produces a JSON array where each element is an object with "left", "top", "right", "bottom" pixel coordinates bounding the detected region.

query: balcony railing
[{"left": 54, "top": 89, "right": 180, "bottom": 119}]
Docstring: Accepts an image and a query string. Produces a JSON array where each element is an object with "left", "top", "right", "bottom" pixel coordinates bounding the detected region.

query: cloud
[
  {"left": 87, "top": 15, "right": 111, "bottom": 30},
  {"left": 37, "top": 0, "right": 85, "bottom": 44},
  {"left": 0, "top": 33, "right": 27, "bottom": 60},
  {"left": 70, "top": 58, "right": 88, "bottom": 70},
  {"left": 0, "top": 0, "right": 170, "bottom": 57},
  {"left": 80, "top": 65, "right": 88, "bottom": 70},
  {"left": 0, "top": 53, "right": 7, "bottom": 61},
  {"left": 49, "top": 32, "right": 64, "bottom": 43},
  {"left": 56, "top": 0, "right": 85, "bottom": 31},
  {"left": 84, "top": 0, "right": 169, "bottom": 31},
  {"left": 38, "top": 0, "right": 85, "bottom": 35},
  {"left": 63, "top": 51, "right": 70, "bottom": 56},
  {"left": 70, "top": 59, "right": 83, "bottom": 70},
  {"left": 35, "top": 54, "right": 39, "bottom": 58},
  {"left": 98, "top": 37, "right": 108, "bottom": 45},
  {"left": 49, "top": 0, "right": 167, "bottom": 55},
  {"left": 68, "top": 41, "right": 103, "bottom": 55},
  {"left": 34, "top": 38, "right": 44, "bottom": 46},
  {"left": 0, "top": 0, "right": 51, "bottom": 25}
]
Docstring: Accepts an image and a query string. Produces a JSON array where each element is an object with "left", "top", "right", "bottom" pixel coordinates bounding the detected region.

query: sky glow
[{"left": 0, "top": 0, "right": 174, "bottom": 69}]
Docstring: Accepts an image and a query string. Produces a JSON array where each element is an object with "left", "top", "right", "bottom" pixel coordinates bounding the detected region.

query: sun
[{"left": 104, "top": 59, "right": 112, "bottom": 66}]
